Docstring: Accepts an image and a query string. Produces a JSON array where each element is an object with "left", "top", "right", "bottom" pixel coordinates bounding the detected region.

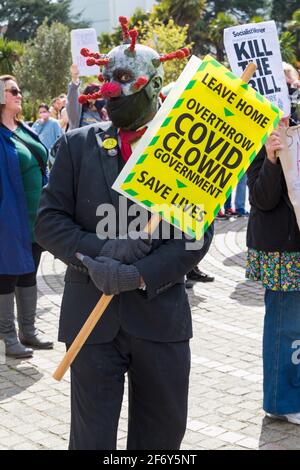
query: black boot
[
  {"left": 0, "top": 293, "right": 33, "bottom": 358},
  {"left": 15, "top": 286, "right": 53, "bottom": 350},
  {"left": 186, "top": 266, "right": 215, "bottom": 282}
]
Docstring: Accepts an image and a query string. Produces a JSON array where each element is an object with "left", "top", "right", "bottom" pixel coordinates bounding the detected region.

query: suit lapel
[{"left": 94, "top": 125, "right": 120, "bottom": 209}]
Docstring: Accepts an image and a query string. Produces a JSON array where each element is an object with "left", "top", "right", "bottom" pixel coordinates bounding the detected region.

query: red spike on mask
[
  {"left": 78, "top": 90, "right": 103, "bottom": 104},
  {"left": 78, "top": 95, "right": 88, "bottom": 104},
  {"left": 89, "top": 52, "right": 101, "bottom": 59},
  {"left": 86, "top": 57, "right": 110, "bottom": 67},
  {"left": 91, "top": 91, "right": 103, "bottom": 100},
  {"left": 81, "top": 48, "right": 109, "bottom": 67},
  {"left": 128, "top": 29, "right": 138, "bottom": 52},
  {"left": 80, "top": 48, "right": 91, "bottom": 57},
  {"left": 181, "top": 47, "right": 190, "bottom": 56},
  {"left": 95, "top": 58, "right": 110, "bottom": 66},
  {"left": 119, "top": 16, "right": 130, "bottom": 42},
  {"left": 86, "top": 57, "right": 96, "bottom": 66},
  {"left": 159, "top": 48, "right": 190, "bottom": 63}
]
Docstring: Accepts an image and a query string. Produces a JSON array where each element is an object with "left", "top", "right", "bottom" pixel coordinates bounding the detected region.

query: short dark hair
[
  {"left": 38, "top": 103, "right": 49, "bottom": 111},
  {"left": 83, "top": 83, "right": 101, "bottom": 95}
]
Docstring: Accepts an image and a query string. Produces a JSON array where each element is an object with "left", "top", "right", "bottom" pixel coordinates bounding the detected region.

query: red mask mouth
[{"left": 100, "top": 82, "right": 122, "bottom": 99}]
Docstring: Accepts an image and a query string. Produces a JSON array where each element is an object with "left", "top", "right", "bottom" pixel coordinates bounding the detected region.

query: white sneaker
[
  {"left": 285, "top": 413, "right": 300, "bottom": 425},
  {"left": 267, "top": 412, "right": 300, "bottom": 425}
]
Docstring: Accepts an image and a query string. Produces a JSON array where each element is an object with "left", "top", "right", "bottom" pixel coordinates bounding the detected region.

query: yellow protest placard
[{"left": 113, "top": 54, "right": 283, "bottom": 239}]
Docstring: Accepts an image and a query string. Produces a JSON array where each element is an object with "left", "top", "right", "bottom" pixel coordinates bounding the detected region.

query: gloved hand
[
  {"left": 76, "top": 253, "right": 141, "bottom": 295},
  {"left": 100, "top": 231, "right": 151, "bottom": 264}
]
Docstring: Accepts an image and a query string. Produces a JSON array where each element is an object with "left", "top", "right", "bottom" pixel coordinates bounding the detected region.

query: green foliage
[
  {"left": 279, "top": 31, "right": 297, "bottom": 64},
  {"left": 129, "top": 7, "right": 150, "bottom": 26},
  {"left": 139, "top": 18, "right": 193, "bottom": 85},
  {"left": 287, "top": 8, "right": 300, "bottom": 60},
  {"left": 99, "top": 31, "right": 122, "bottom": 54},
  {"left": 154, "top": 0, "right": 271, "bottom": 58},
  {"left": 154, "top": 0, "right": 206, "bottom": 26},
  {"left": 249, "top": 16, "right": 267, "bottom": 24},
  {"left": 0, "top": 38, "right": 24, "bottom": 75},
  {"left": 0, "top": 0, "right": 89, "bottom": 42},
  {"left": 205, "top": 0, "right": 271, "bottom": 21},
  {"left": 13, "top": 20, "right": 71, "bottom": 119},
  {"left": 208, "top": 12, "right": 237, "bottom": 62},
  {"left": 288, "top": 7, "right": 300, "bottom": 27},
  {"left": 271, "top": 0, "right": 299, "bottom": 30}
]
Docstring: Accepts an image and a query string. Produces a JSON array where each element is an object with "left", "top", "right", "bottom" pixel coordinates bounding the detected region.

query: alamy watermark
[
  {"left": 94, "top": 198, "right": 207, "bottom": 251},
  {"left": 292, "top": 340, "right": 300, "bottom": 365}
]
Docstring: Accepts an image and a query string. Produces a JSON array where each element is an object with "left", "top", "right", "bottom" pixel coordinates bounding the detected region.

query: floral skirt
[{"left": 246, "top": 249, "right": 300, "bottom": 291}]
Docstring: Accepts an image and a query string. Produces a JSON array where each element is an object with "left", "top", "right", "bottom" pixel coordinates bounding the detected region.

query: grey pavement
[{"left": 0, "top": 217, "right": 299, "bottom": 450}]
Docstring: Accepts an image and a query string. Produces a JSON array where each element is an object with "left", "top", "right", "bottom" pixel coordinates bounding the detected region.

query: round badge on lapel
[
  {"left": 103, "top": 138, "right": 118, "bottom": 150},
  {"left": 102, "top": 137, "right": 119, "bottom": 157}
]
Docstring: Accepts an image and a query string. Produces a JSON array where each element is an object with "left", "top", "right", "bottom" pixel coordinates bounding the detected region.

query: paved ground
[{"left": 0, "top": 217, "right": 300, "bottom": 450}]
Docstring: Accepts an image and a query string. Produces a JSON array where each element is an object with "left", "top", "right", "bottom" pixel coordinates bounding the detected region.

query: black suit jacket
[
  {"left": 247, "top": 147, "right": 300, "bottom": 252},
  {"left": 35, "top": 123, "right": 214, "bottom": 344}
]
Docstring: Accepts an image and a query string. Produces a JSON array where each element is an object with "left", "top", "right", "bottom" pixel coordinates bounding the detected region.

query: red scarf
[{"left": 119, "top": 127, "right": 147, "bottom": 162}]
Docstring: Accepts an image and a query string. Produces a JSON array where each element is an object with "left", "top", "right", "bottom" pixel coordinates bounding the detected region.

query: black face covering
[{"left": 106, "top": 84, "right": 156, "bottom": 130}]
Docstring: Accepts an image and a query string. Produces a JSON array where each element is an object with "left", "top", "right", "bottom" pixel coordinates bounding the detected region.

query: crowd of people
[
  {"left": 0, "top": 23, "right": 300, "bottom": 449},
  {"left": 0, "top": 65, "right": 114, "bottom": 359}
]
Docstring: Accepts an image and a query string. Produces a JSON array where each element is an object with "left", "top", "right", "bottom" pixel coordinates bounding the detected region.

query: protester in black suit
[{"left": 35, "top": 17, "right": 213, "bottom": 450}]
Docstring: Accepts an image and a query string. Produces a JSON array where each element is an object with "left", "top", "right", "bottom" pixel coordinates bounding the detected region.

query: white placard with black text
[
  {"left": 224, "top": 21, "right": 290, "bottom": 117},
  {"left": 71, "top": 28, "right": 99, "bottom": 77}
]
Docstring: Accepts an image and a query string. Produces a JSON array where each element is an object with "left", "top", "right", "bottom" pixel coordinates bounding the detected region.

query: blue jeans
[
  {"left": 224, "top": 174, "right": 247, "bottom": 211},
  {"left": 235, "top": 174, "right": 247, "bottom": 213},
  {"left": 263, "top": 290, "right": 300, "bottom": 414},
  {"left": 224, "top": 194, "right": 232, "bottom": 210}
]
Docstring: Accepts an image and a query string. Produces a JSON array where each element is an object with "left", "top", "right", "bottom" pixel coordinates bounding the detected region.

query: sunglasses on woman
[{"left": 5, "top": 87, "right": 22, "bottom": 97}]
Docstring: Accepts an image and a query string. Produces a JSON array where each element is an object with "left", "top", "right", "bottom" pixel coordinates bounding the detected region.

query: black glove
[
  {"left": 100, "top": 231, "right": 151, "bottom": 264},
  {"left": 76, "top": 253, "right": 141, "bottom": 295}
]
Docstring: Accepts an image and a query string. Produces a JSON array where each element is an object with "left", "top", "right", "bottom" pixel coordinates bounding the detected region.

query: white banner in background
[
  {"left": 224, "top": 21, "right": 290, "bottom": 117},
  {"left": 279, "top": 125, "right": 300, "bottom": 231},
  {"left": 71, "top": 28, "right": 99, "bottom": 76}
]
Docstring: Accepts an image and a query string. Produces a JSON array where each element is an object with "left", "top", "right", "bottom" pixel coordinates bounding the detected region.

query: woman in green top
[{"left": 0, "top": 75, "right": 53, "bottom": 358}]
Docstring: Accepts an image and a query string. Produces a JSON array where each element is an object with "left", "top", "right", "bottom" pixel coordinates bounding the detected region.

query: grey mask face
[
  {"left": 102, "top": 44, "right": 164, "bottom": 129},
  {"left": 105, "top": 44, "right": 164, "bottom": 97}
]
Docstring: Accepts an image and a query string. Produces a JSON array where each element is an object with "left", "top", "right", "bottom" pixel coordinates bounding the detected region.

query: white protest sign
[
  {"left": 71, "top": 28, "right": 99, "bottom": 76},
  {"left": 279, "top": 125, "right": 300, "bottom": 230},
  {"left": 224, "top": 20, "right": 290, "bottom": 117}
]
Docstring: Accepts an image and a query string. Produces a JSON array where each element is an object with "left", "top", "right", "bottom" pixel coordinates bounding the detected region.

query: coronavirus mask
[{"left": 78, "top": 16, "right": 189, "bottom": 130}]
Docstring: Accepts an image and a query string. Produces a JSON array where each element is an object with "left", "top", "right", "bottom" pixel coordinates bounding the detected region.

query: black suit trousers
[{"left": 68, "top": 328, "right": 190, "bottom": 450}]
